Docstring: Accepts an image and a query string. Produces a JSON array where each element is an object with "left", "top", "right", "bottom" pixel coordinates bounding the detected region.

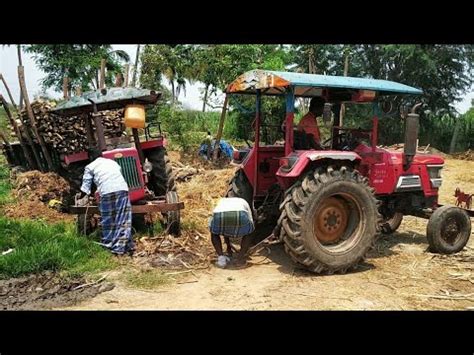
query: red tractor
[
  {"left": 48, "top": 87, "right": 183, "bottom": 235},
  {"left": 223, "top": 70, "right": 472, "bottom": 274}
]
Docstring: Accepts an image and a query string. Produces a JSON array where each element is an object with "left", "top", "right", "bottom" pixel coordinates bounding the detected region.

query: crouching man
[
  {"left": 209, "top": 197, "right": 255, "bottom": 268},
  {"left": 76, "top": 149, "right": 134, "bottom": 255}
]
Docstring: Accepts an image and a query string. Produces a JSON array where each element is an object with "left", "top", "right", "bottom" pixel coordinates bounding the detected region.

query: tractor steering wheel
[{"left": 322, "top": 131, "right": 357, "bottom": 151}]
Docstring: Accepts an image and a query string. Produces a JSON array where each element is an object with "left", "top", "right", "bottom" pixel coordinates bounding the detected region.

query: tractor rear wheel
[
  {"left": 381, "top": 212, "right": 403, "bottom": 234},
  {"left": 147, "top": 147, "right": 176, "bottom": 197},
  {"left": 277, "top": 166, "right": 380, "bottom": 274},
  {"left": 427, "top": 205, "right": 471, "bottom": 254},
  {"left": 225, "top": 169, "right": 253, "bottom": 206}
]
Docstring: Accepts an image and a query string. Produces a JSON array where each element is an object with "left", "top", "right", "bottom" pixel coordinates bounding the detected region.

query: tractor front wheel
[
  {"left": 277, "top": 166, "right": 380, "bottom": 274},
  {"left": 427, "top": 205, "right": 471, "bottom": 254},
  {"left": 147, "top": 147, "right": 176, "bottom": 197},
  {"left": 381, "top": 212, "right": 403, "bottom": 234}
]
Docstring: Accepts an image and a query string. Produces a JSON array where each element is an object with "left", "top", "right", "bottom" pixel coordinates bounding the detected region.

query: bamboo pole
[
  {"left": 0, "top": 94, "right": 36, "bottom": 169},
  {"left": 0, "top": 73, "right": 18, "bottom": 111},
  {"left": 213, "top": 95, "right": 229, "bottom": 161},
  {"left": 18, "top": 65, "right": 54, "bottom": 172}
]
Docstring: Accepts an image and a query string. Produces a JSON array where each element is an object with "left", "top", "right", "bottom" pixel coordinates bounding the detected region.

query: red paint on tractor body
[{"left": 240, "top": 142, "right": 444, "bottom": 202}]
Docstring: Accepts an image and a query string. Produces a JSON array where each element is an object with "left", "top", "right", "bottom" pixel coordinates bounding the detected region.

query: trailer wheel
[
  {"left": 427, "top": 205, "right": 471, "bottom": 254},
  {"left": 277, "top": 166, "right": 381, "bottom": 274},
  {"left": 164, "top": 190, "right": 181, "bottom": 236},
  {"left": 381, "top": 212, "right": 403, "bottom": 234},
  {"left": 147, "top": 147, "right": 176, "bottom": 197},
  {"left": 76, "top": 214, "right": 96, "bottom": 236},
  {"left": 225, "top": 169, "right": 253, "bottom": 206}
]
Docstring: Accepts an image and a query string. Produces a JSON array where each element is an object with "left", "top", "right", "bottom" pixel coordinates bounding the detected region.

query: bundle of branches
[{"left": 15, "top": 99, "right": 125, "bottom": 155}]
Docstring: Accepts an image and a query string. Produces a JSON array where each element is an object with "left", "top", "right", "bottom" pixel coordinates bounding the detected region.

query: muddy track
[{"left": 0, "top": 272, "right": 114, "bottom": 310}]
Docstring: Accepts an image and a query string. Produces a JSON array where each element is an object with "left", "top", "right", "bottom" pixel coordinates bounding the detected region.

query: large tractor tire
[
  {"left": 147, "top": 147, "right": 176, "bottom": 197},
  {"left": 277, "top": 166, "right": 380, "bottom": 274},
  {"left": 427, "top": 205, "right": 471, "bottom": 254},
  {"left": 381, "top": 212, "right": 403, "bottom": 234},
  {"left": 225, "top": 169, "right": 253, "bottom": 205}
]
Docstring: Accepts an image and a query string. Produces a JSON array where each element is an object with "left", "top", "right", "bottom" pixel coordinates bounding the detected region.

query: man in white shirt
[{"left": 77, "top": 149, "right": 134, "bottom": 255}]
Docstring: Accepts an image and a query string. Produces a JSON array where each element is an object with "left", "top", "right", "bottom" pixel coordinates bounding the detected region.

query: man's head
[
  {"left": 88, "top": 148, "right": 102, "bottom": 161},
  {"left": 309, "top": 97, "right": 325, "bottom": 116}
]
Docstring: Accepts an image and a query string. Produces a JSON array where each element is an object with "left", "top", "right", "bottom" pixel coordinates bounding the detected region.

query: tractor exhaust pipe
[{"left": 403, "top": 103, "right": 422, "bottom": 170}]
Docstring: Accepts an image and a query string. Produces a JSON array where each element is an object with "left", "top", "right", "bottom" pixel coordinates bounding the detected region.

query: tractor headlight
[
  {"left": 143, "top": 158, "right": 153, "bottom": 173},
  {"left": 427, "top": 165, "right": 443, "bottom": 188}
]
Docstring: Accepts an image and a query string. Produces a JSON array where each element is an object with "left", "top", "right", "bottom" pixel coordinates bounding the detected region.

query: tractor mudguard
[
  {"left": 277, "top": 150, "right": 362, "bottom": 179},
  {"left": 141, "top": 137, "right": 167, "bottom": 151}
]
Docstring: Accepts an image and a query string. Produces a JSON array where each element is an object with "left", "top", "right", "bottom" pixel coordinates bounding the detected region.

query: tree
[
  {"left": 25, "top": 45, "right": 130, "bottom": 93},
  {"left": 139, "top": 45, "right": 197, "bottom": 106}
]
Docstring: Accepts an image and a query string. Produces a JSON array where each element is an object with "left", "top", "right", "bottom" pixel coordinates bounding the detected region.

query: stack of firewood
[{"left": 17, "top": 99, "right": 125, "bottom": 155}]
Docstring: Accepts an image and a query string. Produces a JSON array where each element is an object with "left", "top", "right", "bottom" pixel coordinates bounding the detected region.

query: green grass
[
  {"left": 0, "top": 157, "right": 11, "bottom": 206},
  {"left": 122, "top": 269, "right": 171, "bottom": 290},
  {"left": 0, "top": 217, "right": 117, "bottom": 279},
  {"left": 0, "top": 158, "right": 117, "bottom": 279}
]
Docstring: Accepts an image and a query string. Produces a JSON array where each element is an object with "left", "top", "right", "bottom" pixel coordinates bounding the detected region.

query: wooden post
[
  {"left": 0, "top": 95, "right": 36, "bottom": 169},
  {"left": 123, "top": 64, "right": 130, "bottom": 87},
  {"left": 75, "top": 86, "right": 82, "bottom": 96},
  {"left": 63, "top": 76, "right": 70, "bottom": 99},
  {"left": 18, "top": 65, "right": 54, "bottom": 172},
  {"left": 99, "top": 59, "right": 106, "bottom": 90},
  {"left": 213, "top": 95, "right": 229, "bottom": 161},
  {"left": 0, "top": 74, "right": 18, "bottom": 111}
]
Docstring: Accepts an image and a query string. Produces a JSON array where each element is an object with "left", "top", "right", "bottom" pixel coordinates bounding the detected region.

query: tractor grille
[
  {"left": 395, "top": 175, "right": 422, "bottom": 191},
  {"left": 115, "top": 156, "right": 141, "bottom": 190}
]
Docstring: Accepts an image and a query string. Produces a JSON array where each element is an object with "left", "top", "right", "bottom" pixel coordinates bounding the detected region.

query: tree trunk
[
  {"left": 213, "top": 95, "right": 229, "bottom": 161},
  {"left": 63, "top": 76, "right": 70, "bottom": 99},
  {"left": 449, "top": 115, "right": 461, "bottom": 154},
  {"left": 171, "top": 81, "right": 175, "bottom": 106},
  {"left": 202, "top": 84, "right": 209, "bottom": 112},
  {"left": 99, "top": 59, "right": 106, "bottom": 89},
  {"left": 131, "top": 44, "right": 141, "bottom": 87},
  {"left": 124, "top": 64, "right": 130, "bottom": 87},
  {"left": 18, "top": 65, "right": 54, "bottom": 172}
]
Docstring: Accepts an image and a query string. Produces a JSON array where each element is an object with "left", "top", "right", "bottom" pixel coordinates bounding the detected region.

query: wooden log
[{"left": 18, "top": 65, "right": 54, "bottom": 172}]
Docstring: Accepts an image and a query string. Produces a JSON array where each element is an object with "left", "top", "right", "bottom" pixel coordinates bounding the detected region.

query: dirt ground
[{"left": 58, "top": 156, "right": 474, "bottom": 310}]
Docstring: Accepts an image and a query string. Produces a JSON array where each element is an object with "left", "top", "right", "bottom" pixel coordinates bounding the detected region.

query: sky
[{"left": 1, "top": 44, "right": 473, "bottom": 114}]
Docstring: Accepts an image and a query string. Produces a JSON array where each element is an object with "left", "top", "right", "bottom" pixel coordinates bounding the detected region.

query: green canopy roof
[{"left": 52, "top": 87, "right": 161, "bottom": 116}]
